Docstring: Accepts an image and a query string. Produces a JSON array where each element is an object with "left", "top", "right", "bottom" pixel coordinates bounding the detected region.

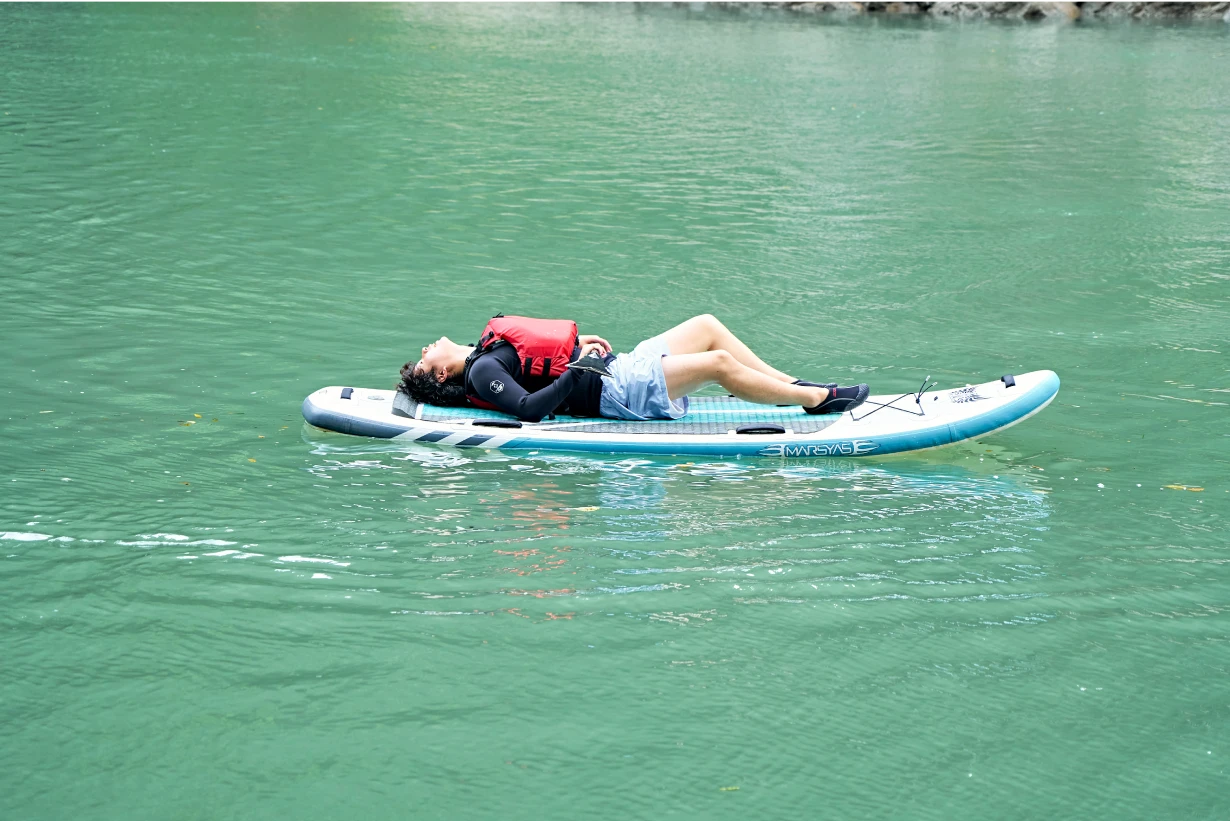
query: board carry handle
[
  {"left": 736, "top": 424, "right": 786, "bottom": 435},
  {"left": 473, "top": 419, "right": 523, "bottom": 429}
]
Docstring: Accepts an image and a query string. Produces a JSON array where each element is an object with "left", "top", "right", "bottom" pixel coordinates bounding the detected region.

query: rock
[
  {"left": 774, "top": 0, "right": 1229, "bottom": 18},
  {"left": 929, "top": 2, "right": 1078, "bottom": 19},
  {"left": 1021, "top": 3, "right": 1080, "bottom": 20},
  {"left": 1081, "top": 2, "right": 1230, "bottom": 18}
]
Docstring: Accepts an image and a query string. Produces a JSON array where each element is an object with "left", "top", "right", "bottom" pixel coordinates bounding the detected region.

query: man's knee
[{"left": 708, "top": 349, "right": 736, "bottom": 376}]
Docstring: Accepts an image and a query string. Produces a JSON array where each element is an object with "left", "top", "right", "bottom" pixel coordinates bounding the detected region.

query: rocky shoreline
[{"left": 710, "top": 2, "right": 1230, "bottom": 21}]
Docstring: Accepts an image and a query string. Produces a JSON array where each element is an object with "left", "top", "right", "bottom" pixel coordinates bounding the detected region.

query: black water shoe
[
  {"left": 804, "top": 384, "right": 869, "bottom": 415},
  {"left": 793, "top": 379, "right": 837, "bottom": 390}
]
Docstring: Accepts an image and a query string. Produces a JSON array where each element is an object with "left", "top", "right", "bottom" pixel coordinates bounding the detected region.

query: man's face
[{"left": 414, "top": 336, "right": 453, "bottom": 383}]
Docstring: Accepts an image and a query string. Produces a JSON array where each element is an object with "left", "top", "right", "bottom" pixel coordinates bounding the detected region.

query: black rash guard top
[{"left": 465, "top": 343, "right": 613, "bottom": 422}]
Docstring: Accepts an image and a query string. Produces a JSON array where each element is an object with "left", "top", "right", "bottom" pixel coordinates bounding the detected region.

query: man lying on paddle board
[{"left": 398, "top": 313, "right": 869, "bottom": 423}]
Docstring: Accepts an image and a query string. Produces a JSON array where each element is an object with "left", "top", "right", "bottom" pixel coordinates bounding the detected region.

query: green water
[{"left": 3, "top": 4, "right": 1228, "bottom": 818}]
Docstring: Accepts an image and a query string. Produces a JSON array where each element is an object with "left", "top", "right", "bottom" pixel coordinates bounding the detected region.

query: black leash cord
[{"left": 850, "top": 375, "right": 936, "bottom": 422}]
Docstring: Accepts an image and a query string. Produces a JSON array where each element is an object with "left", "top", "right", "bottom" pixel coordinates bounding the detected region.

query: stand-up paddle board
[{"left": 302, "top": 371, "right": 1058, "bottom": 458}]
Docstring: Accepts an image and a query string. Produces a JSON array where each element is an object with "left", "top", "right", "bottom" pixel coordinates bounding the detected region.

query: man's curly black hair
[{"left": 397, "top": 361, "right": 470, "bottom": 407}]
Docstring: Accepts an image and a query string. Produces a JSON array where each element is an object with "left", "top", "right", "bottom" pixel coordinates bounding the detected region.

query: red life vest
[{"left": 463, "top": 315, "right": 579, "bottom": 410}]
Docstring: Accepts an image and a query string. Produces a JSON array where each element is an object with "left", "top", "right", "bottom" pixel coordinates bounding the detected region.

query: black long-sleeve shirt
[{"left": 465, "top": 344, "right": 611, "bottom": 422}]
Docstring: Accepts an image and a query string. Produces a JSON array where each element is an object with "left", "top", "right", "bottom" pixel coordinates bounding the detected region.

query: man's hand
[
  {"left": 578, "top": 334, "right": 611, "bottom": 357},
  {"left": 578, "top": 341, "right": 607, "bottom": 359}
]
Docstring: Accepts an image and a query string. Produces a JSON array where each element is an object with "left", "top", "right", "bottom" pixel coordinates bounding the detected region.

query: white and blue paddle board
[{"left": 302, "top": 370, "right": 1059, "bottom": 458}]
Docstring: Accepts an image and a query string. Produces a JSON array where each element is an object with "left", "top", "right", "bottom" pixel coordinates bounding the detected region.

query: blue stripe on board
[
  {"left": 416, "top": 396, "right": 809, "bottom": 423},
  {"left": 455, "top": 434, "right": 493, "bottom": 448},
  {"left": 416, "top": 431, "right": 452, "bottom": 443}
]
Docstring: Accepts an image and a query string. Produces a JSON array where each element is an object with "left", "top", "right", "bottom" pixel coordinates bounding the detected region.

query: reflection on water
[{"left": 294, "top": 431, "right": 1051, "bottom": 626}]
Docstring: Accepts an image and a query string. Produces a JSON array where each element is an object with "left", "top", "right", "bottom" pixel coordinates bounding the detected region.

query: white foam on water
[
  {"left": 2, "top": 532, "right": 52, "bottom": 541},
  {"left": 201, "top": 549, "right": 263, "bottom": 559},
  {"left": 277, "top": 555, "right": 351, "bottom": 567},
  {"left": 118, "top": 538, "right": 239, "bottom": 547}
]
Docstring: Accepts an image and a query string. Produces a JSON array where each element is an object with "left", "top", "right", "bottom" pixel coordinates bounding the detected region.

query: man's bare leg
[
  {"left": 662, "top": 351, "right": 828, "bottom": 405},
  {"left": 654, "top": 315, "right": 797, "bottom": 382}
]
